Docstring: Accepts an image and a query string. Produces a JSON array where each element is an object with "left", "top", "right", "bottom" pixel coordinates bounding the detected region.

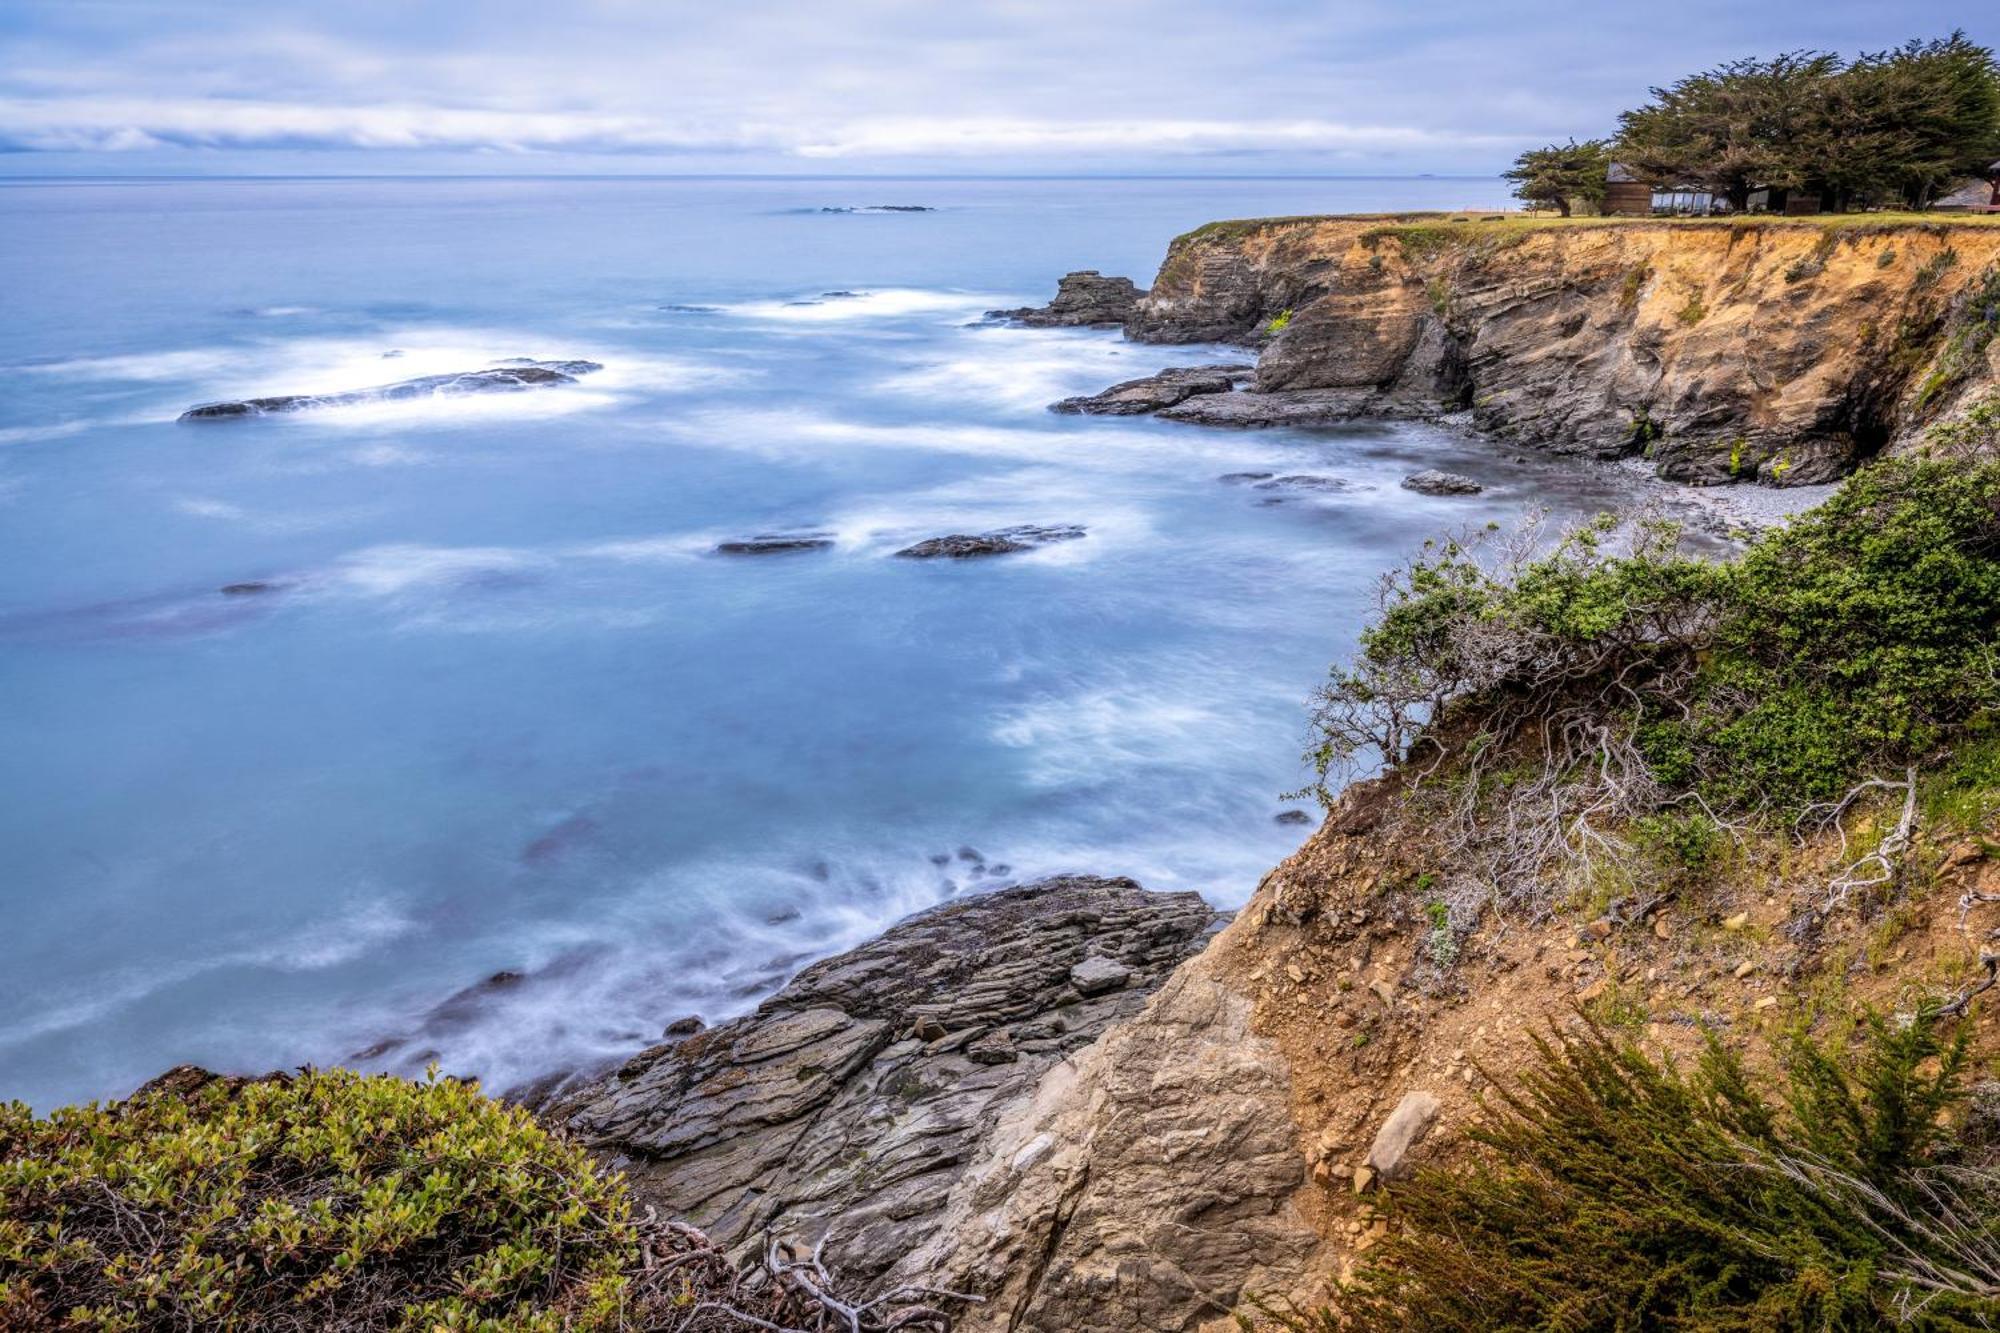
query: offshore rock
[
  {"left": 179, "top": 360, "right": 603, "bottom": 420},
  {"left": 1401, "top": 469, "right": 1483, "bottom": 495},
  {"left": 894, "top": 525, "right": 1085, "bottom": 558},
  {"left": 713, "top": 533, "right": 836, "bottom": 555},
  {"left": 989, "top": 270, "right": 1148, "bottom": 328},
  {"left": 1049, "top": 363, "right": 1254, "bottom": 415},
  {"left": 555, "top": 875, "right": 1222, "bottom": 1295}
]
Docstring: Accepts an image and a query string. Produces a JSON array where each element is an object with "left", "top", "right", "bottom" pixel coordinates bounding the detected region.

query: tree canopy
[
  {"left": 1543, "top": 31, "right": 2000, "bottom": 212},
  {"left": 1502, "top": 138, "right": 1613, "bottom": 215}
]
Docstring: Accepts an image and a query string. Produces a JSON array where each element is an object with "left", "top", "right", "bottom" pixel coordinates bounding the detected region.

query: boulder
[
  {"left": 1068, "top": 955, "right": 1133, "bottom": 997},
  {"left": 554, "top": 875, "right": 1221, "bottom": 1289},
  {"left": 1401, "top": 469, "right": 1484, "bottom": 496},
  {"left": 179, "top": 360, "right": 603, "bottom": 421},
  {"left": 989, "top": 271, "right": 1149, "bottom": 328},
  {"left": 1050, "top": 364, "right": 1254, "bottom": 415},
  {"left": 893, "top": 525, "right": 1085, "bottom": 558},
  {"left": 1365, "top": 1090, "right": 1442, "bottom": 1182}
]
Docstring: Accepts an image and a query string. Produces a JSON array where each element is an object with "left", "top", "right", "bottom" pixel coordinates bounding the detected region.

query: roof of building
[
  {"left": 1606, "top": 162, "right": 1641, "bottom": 184},
  {"left": 1936, "top": 177, "right": 1998, "bottom": 210}
]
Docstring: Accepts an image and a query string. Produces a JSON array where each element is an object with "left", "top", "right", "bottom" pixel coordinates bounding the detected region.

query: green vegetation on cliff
[
  {"left": 1307, "top": 454, "right": 2000, "bottom": 911},
  {"left": 1315, "top": 1010, "right": 2000, "bottom": 1331}
]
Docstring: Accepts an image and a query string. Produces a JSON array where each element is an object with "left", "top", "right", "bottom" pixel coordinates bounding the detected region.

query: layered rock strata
[{"left": 1116, "top": 216, "right": 2000, "bottom": 484}]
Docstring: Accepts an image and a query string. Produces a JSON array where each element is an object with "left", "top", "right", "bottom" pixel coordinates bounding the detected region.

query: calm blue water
[{"left": 0, "top": 174, "right": 1662, "bottom": 1110}]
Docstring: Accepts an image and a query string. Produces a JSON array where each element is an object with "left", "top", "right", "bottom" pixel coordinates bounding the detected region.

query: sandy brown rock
[
  {"left": 896, "top": 938, "right": 1328, "bottom": 1332},
  {"left": 1125, "top": 216, "right": 2000, "bottom": 484}
]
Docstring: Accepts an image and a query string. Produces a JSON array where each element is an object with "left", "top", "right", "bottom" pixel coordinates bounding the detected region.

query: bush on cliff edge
[{"left": 1306, "top": 456, "right": 2000, "bottom": 910}]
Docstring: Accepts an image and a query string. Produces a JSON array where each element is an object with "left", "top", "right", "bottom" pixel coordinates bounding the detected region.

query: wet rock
[
  {"left": 820, "top": 205, "right": 935, "bottom": 213},
  {"left": 554, "top": 875, "right": 1219, "bottom": 1291},
  {"left": 1157, "top": 386, "right": 1383, "bottom": 427},
  {"left": 988, "top": 270, "right": 1148, "bottom": 328},
  {"left": 218, "top": 581, "right": 278, "bottom": 596},
  {"left": 1068, "top": 955, "right": 1133, "bottom": 996},
  {"left": 893, "top": 525, "right": 1085, "bottom": 558},
  {"left": 1401, "top": 469, "right": 1484, "bottom": 496},
  {"left": 179, "top": 360, "right": 603, "bottom": 421},
  {"left": 714, "top": 533, "right": 836, "bottom": 555},
  {"left": 1217, "top": 471, "right": 1276, "bottom": 484},
  {"left": 1365, "top": 1090, "right": 1442, "bottom": 1182},
  {"left": 662, "top": 1015, "right": 706, "bottom": 1038},
  {"left": 1050, "top": 363, "right": 1254, "bottom": 415},
  {"left": 660, "top": 303, "right": 722, "bottom": 314}
]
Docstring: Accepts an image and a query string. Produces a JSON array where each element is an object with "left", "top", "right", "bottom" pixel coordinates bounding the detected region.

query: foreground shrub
[
  {"left": 0, "top": 1066, "right": 637, "bottom": 1330},
  {"left": 1306, "top": 457, "right": 2000, "bottom": 908},
  {"left": 1327, "top": 1010, "right": 2000, "bottom": 1331}
]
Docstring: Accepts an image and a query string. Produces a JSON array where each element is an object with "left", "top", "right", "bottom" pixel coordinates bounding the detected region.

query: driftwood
[{"left": 641, "top": 1212, "right": 983, "bottom": 1333}]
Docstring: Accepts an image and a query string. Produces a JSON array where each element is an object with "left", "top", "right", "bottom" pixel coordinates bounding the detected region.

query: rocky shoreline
[{"left": 549, "top": 874, "right": 1259, "bottom": 1325}]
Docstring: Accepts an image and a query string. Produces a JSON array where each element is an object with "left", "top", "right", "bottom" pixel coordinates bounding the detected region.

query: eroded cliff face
[{"left": 1127, "top": 216, "right": 2000, "bottom": 485}]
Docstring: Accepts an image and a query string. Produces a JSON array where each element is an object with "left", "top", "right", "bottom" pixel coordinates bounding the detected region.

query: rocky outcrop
[
  {"left": 556, "top": 876, "right": 1229, "bottom": 1300},
  {"left": 179, "top": 359, "right": 603, "bottom": 420},
  {"left": 1050, "top": 364, "right": 1253, "bottom": 415},
  {"left": 894, "top": 525, "right": 1085, "bottom": 558},
  {"left": 990, "top": 271, "right": 1147, "bottom": 328},
  {"left": 1121, "top": 216, "right": 2000, "bottom": 484}
]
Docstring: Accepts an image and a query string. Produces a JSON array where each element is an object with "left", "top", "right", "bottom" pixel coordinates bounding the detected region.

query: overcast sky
[{"left": 0, "top": 1, "right": 1990, "bottom": 176}]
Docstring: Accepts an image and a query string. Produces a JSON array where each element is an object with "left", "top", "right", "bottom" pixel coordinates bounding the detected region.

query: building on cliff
[
  {"left": 1603, "top": 162, "right": 1653, "bottom": 216},
  {"left": 1934, "top": 161, "right": 2000, "bottom": 212}
]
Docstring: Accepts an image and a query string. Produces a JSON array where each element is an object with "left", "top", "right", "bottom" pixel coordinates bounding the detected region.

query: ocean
[{"left": 0, "top": 174, "right": 1667, "bottom": 1109}]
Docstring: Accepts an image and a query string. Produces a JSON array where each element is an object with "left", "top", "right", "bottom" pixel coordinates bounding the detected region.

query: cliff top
[{"left": 1175, "top": 208, "right": 2000, "bottom": 249}]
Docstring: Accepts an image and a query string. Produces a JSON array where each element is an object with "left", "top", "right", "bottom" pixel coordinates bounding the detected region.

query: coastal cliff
[{"left": 1119, "top": 215, "right": 2000, "bottom": 485}]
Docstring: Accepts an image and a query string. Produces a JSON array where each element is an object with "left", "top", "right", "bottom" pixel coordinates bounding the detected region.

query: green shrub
[
  {"left": 0, "top": 1067, "right": 636, "bottom": 1330},
  {"left": 1328, "top": 1009, "right": 1999, "bottom": 1331},
  {"left": 1307, "top": 458, "right": 2000, "bottom": 903}
]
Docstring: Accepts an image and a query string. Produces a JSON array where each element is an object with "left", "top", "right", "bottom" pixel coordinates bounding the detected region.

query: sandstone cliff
[{"left": 1123, "top": 215, "right": 2000, "bottom": 485}]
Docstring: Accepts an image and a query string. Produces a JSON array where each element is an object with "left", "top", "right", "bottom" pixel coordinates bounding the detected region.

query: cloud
[
  {"left": 0, "top": 0, "right": 1984, "bottom": 171},
  {"left": 0, "top": 97, "right": 1510, "bottom": 159}
]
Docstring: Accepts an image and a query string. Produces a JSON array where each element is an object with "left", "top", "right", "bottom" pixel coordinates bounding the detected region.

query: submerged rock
[
  {"left": 894, "top": 524, "right": 1085, "bottom": 558},
  {"left": 218, "top": 581, "right": 279, "bottom": 596},
  {"left": 553, "top": 874, "right": 1221, "bottom": 1288},
  {"left": 1401, "top": 469, "right": 1484, "bottom": 496},
  {"left": 1050, "top": 363, "right": 1254, "bottom": 415},
  {"left": 713, "top": 533, "right": 836, "bottom": 556},
  {"left": 1255, "top": 474, "right": 1355, "bottom": 493},
  {"left": 988, "top": 270, "right": 1149, "bottom": 328},
  {"left": 179, "top": 360, "right": 603, "bottom": 421}
]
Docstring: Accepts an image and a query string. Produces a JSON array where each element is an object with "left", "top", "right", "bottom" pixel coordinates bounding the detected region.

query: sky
[{"left": 0, "top": 0, "right": 1991, "bottom": 177}]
